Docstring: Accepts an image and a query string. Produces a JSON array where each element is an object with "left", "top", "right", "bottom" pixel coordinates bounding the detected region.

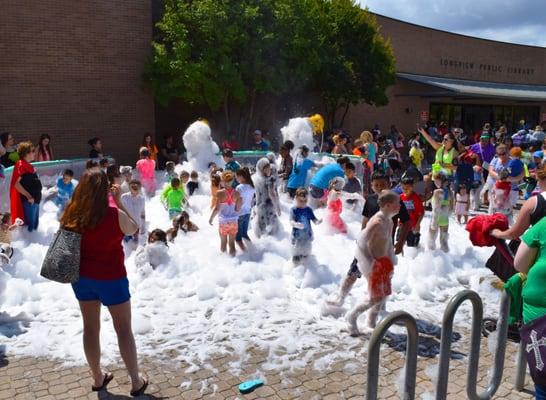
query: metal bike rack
[
  {"left": 367, "top": 310, "right": 418, "bottom": 400},
  {"left": 435, "top": 290, "right": 510, "bottom": 400}
]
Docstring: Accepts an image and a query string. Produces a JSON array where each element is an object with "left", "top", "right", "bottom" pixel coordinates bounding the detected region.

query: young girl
[
  {"left": 167, "top": 211, "right": 199, "bottom": 241},
  {"left": 331, "top": 135, "right": 348, "bottom": 155},
  {"left": 325, "top": 177, "right": 348, "bottom": 234},
  {"left": 0, "top": 213, "right": 23, "bottom": 265},
  {"left": 491, "top": 168, "right": 513, "bottom": 222},
  {"left": 235, "top": 167, "right": 255, "bottom": 251},
  {"left": 290, "top": 188, "right": 321, "bottom": 265},
  {"left": 253, "top": 158, "right": 281, "bottom": 238},
  {"left": 209, "top": 171, "right": 242, "bottom": 256},
  {"left": 455, "top": 185, "right": 470, "bottom": 224},
  {"left": 120, "top": 166, "right": 133, "bottom": 194},
  {"left": 136, "top": 147, "right": 156, "bottom": 196},
  {"left": 210, "top": 172, "right": 221, "bottom": 210},
  {"left": 429, "top": 172, "right": 453, "bottom": 252},
  {"left": 121, "top": 180, "right": 146, "bottom": 243},
  {"left": 36, "top": 134, "right": 53, "bottom": 162},
  {"left": 135, "top": 229, "right": 169, "bottom": 271}
]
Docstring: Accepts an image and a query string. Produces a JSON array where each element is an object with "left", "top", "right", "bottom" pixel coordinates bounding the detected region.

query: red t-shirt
[
  {"left": 79, "top": 206, "right": 126, "bottom": 280},
  {"left": 400, "top": 192, "right": 424, "bottom": 229}
]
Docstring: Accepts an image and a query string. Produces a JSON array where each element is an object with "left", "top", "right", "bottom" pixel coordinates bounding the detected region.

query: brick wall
[{"left": 0, "top": 1, "right": 155, "bottom": 165}]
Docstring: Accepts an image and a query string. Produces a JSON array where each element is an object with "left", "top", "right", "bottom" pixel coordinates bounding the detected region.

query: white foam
[{"left": 280, "top": 117, "right": 314, "bottom": 152}]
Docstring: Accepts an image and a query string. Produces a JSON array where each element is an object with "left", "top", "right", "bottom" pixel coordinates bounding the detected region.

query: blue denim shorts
[
  {"left": 72, "top": 276, "right": 130, "bottom": 306},
  {"left": 236, "top": 213, "right": 251, "bottom": 242}
]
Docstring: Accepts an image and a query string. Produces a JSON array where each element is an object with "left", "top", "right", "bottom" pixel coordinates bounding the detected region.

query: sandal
[
  {"left": 91, "top": 372, "right": 114, "bottom": 392},
  {"left": 130, "top": 377, "right": 148, "bottom": 397}
]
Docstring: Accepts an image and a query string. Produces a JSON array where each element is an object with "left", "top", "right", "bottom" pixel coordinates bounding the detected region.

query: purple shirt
[{"left": 470, "top": 143, "right": 495, "bottom": 164}]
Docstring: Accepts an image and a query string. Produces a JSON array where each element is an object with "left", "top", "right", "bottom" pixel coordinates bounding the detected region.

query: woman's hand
[
  {"left": 27, "top": 196, "right": 34, "bottom": 204},
  {"left": 490, "top": 228, "right": 503, "bottom": 238},
  {"left": 110, "top": 184, "right": 122, "bottom": 205}
]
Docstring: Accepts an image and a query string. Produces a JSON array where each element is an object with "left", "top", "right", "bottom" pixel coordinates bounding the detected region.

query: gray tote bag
[{"left": 40, "top": 229, "right": 81, "bottom": 283}]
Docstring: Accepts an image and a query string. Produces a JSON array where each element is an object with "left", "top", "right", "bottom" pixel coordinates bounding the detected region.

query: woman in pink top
[
  {"left": 35, "top": 134, "right": 53, "bottom": 162},
  {"left": 136, "top": 147, "right": 156, "bottom": 196}
]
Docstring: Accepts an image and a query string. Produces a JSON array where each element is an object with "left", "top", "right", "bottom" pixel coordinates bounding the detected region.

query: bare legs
[
  {"left": 78, "top": 300, "right": 145, "bottom": 393},
  {"left": 347, "top": 297, "right": 385, "bottom": 336},
  {"left": 220, "top": 234, "right": 236, "bottom": 256},
  {"left": 220, "top": 234, "right": 227, "bottom": 253}
]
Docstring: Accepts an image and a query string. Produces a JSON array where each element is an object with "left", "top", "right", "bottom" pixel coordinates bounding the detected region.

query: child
[
  {"left": 455, "top": 185, "right": 470, "bottom": 224},
  {"left": 209, "top": 171, "right": 242, "bottom": 256},
  {"left": 325, "top": 177, "right": 347, "bottom": 234},
  {"left": 343, "top": 162, "right": 362, "bottom": 210},
  {"left": 166, "top": 211, "right": 199, "bottom": 241},
  {"left": 290, "top": 188, "right": 321, "bottom": 265},
  {"left": 409, "top": 140, "right": 424, "bottom": 171},
  {"left": 278, "top": 143, "right": 293, "bottom": 193},
  {"left": 55, "top": 169, "right": 75, "bottom": 212},
  {"left": 399, "top": 177, "right": 424, "bottom": 247},
  {"left": 429, "top": 172, "right": 453, "bottom": 252},
  {"left": 187, "top": 171, "right": 199, "bottom": 196},
  {"left": 136, "top": 147, "right": 156, "bottom": 196},
  {"left": 470, "top": 165, "right": 483, "bottom": 211},
  {"left": 134, "top": 229, "right": 169, "bottom": 271},
  {"left": 121, "top": 180, "right": 146, "bottom": 243},
  {"left": 491, "top": 169, "right": 513, "bottom": 222},
  {"left": 210, "top": 172, "right": 221, "bottom": 210},
  {"left": 222, "top": 149, "right": 241, "bottom": 172},
  {"left": 180, "top": 170, "right": 190, "bottom": 189},
  {"left": 164, "top": 161, "right": 177, "bottom": 184},
  {"left": 235, "top": 168, "right": 255, "bottom": 251},
  {"left": 120, "top": 166, "right": 133, "bottom": 194},
  {"left": 345, "top": 190, "right": 400, "bottom": 336},
  {"left": 86, "top": 159, "right": 99, "bottom": 172},
  {"left": 0, "top": 213, "right": 23, "bottom": 266},
  {"left": 253, "top": 158, "right": 281, "bottom": 237},
  {"left": 161, "top": 177, "right": 186, "bottom": 219}
]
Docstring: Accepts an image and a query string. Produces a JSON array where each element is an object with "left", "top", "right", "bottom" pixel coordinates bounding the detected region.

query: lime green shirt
[
  {"left": 435, "top": 146, "right": 456, "bottom": 175},
  {"left": 521, "top": 217, "right": 546, "bottom": 323},
  {"left": 161, "top": 185, "right": 185, "bottom": 211}
]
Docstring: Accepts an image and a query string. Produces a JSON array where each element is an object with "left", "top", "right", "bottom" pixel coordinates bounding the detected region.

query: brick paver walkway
[{"left": 0, "top": 325, "right": 535, "bottom": 399}]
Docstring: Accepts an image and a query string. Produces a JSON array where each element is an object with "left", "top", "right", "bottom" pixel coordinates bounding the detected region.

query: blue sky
[{"left": 358, "top": 0, "right": 546, "bottom": 47}]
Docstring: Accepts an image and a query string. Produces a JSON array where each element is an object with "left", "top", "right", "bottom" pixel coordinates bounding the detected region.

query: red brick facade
[{"left": 0, "top": 1, "right": 155, "bottom": 164}]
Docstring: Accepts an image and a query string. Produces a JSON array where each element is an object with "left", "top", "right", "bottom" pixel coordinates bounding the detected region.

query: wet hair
[
  {"left": 190, "top": 170, "right": 198, "bottom": 179},
  {"left": 88, "top": 137, "right": 101, "bottom": 147},
  {"left": 295, "top": 187, "right": 308, "bottom": 198},
  {"left": 401, "top": 176, "right": 414, "bottom": 185},
  {"left": 378, "top": 190, "right": 400, "bottom": 207},
  {"left": 222, "top": 148, "right": 234, "bottom": 158},
  {"left": 63, "top": 169, "right": 74, "bottom": 177},
  {"left": 283, "top": 140, "right": 295, "bottom": 151},
  {"left": 171, "top": 177, "right": 181, "bottom": 187},
  {"left": 371, "top": 171, "right": 389, "bottom": 182},
  {"left": 86, "top": 159, "right": 99, "bottom": 169},
  {"left": 235, "top": 167, "right": 254, "bottom": 188},
  {"left": 345, "top": 162, "right": 356, "bottom": 172},
  {"left": 148, "top": 229, "right": 167, "bottom": 245}
]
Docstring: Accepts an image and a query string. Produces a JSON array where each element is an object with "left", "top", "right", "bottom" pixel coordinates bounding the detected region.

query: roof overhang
[{"left": 396, "top": 72, "right": 546, "bottom": 102}]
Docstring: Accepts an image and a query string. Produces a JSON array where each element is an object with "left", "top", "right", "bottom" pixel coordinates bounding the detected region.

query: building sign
[
  {"left": 420, "top": 110, "right": 429, "bottom": 121},
  {"left": 439, "top": 58, "right": 535, "bottom": 76}
]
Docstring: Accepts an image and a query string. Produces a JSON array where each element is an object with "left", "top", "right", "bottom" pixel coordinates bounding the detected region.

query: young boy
[
  {"left": 222, "top": 149, "right": 241, "bottom": 172},
  {"left": 290, "top": 188, "right": 321, "bottom": 265},
  {"left": 326, "top": 172, "right": 409, "bottom": 312},
  {"left": 55, "top": 169, "right": 75, "bottom": 212},
  {"left": 164, "top": 161, "right": 177, "bottom": 184},
  {"left": 161, "top": 177, "right": 186, "bottom": 219},
  {"left": 120, "top": 166, "right": 133, "bottom": 194},
  {"left": 347, "top": 190, "right": 400, "bottom": 336},
  {"left": 343, "top": 162, "right": 362, "bottom": 209},
  {"left": 399, "top": 177, "right": 424, "bottom": 247},
  {"left": 187, "top": 170, "right": 199, "bottom": 196},
  {"left": 121, "top": 179, "right": 146, "bottom": 243},
  {"left": 180, "top": 170, "right": 190, "bottom": 189}
]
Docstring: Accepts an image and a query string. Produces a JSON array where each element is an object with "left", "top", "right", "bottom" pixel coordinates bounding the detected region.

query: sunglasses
[
  {"left": 497, "top": 152, "right": 507, "bottom": 156},
  {"left": 442, "top": 137, "right": 452, "bottom": 142}
]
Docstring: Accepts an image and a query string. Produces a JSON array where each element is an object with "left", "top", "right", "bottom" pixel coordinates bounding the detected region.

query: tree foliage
[{"left": 144, "top": 0, "right": 395, "bottom": 132}]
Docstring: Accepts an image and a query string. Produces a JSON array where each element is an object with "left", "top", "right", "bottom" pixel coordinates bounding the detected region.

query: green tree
[{"left": 313, "top": 0, "right": 396, "bottom": 129}]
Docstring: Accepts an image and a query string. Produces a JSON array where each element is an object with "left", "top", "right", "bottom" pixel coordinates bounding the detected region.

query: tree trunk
[
  {"left": 244, "top": 89, "right": 257, "bottom": 145},
  {"left": 223, "top": 93, "right": 231, "bottom": 134},
  {"left": 338, "top": 102, "right": 350, "bottom": 128}
]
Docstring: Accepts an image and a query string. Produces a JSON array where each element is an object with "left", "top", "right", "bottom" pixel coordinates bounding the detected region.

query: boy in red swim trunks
[{"left": 347, "top": 190, "right": 400, "bottom": 336}]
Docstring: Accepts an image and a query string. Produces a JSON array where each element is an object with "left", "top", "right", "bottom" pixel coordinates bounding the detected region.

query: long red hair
[{"left": 60, "top": 170, "right": 109, "bottom": 233}]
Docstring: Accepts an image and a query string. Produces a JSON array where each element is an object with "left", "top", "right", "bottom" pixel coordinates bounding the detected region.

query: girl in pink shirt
[{"left": 136, "top": 147, "right": 156, "bottom": 196}]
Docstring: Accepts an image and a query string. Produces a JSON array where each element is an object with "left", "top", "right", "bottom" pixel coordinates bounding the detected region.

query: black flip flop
[
  {"left": 130, "top": 378, "right": 149, "bottom": 397},
  {"left": 92, "top": 372, "right": 114, "bottom": 392}
]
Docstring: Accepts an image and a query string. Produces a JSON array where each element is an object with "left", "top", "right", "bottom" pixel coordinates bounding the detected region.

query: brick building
[
  {"left": 0, "top": 1, "right": 155, "bottom": 164},
  {"left": 344, "top": 14, "right": 546, "bottom": 137}
]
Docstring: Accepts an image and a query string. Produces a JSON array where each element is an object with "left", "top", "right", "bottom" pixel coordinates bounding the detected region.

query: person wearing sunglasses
[{"left": 418, "top": 127, "right": 460, "bottom": 176}]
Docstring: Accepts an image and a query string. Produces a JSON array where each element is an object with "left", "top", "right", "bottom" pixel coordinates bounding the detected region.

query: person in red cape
[{"left": 10, "top": 142, "right": 42, "bottom": 230}]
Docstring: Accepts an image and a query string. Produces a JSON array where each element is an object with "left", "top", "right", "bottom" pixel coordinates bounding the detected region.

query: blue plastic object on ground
[{"left": 238, "top": 379, "right": 264, "bottom": 394}]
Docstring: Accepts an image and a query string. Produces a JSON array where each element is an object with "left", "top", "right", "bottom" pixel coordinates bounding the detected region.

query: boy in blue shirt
[
  {"left": 55, "top": 169, "right": 75, "bottom": 212},
  {"left": 222, "top": 149, "right": 241, "bottom": 172},
  {"left": 309, "top": 156, "right": 350, "bottom": 207}
]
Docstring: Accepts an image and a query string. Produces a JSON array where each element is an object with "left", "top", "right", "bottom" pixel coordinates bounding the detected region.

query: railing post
[
  {"left": 367, "top": 310, "right": 418, "bottom": 400},
  {"left": 515, "top": 341, "right": 527, "bottom": 391}
]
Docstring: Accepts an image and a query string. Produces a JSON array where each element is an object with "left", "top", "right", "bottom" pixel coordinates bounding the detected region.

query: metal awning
[{"left": 397, "top": 72, "right": 546, "bottom": 101}]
